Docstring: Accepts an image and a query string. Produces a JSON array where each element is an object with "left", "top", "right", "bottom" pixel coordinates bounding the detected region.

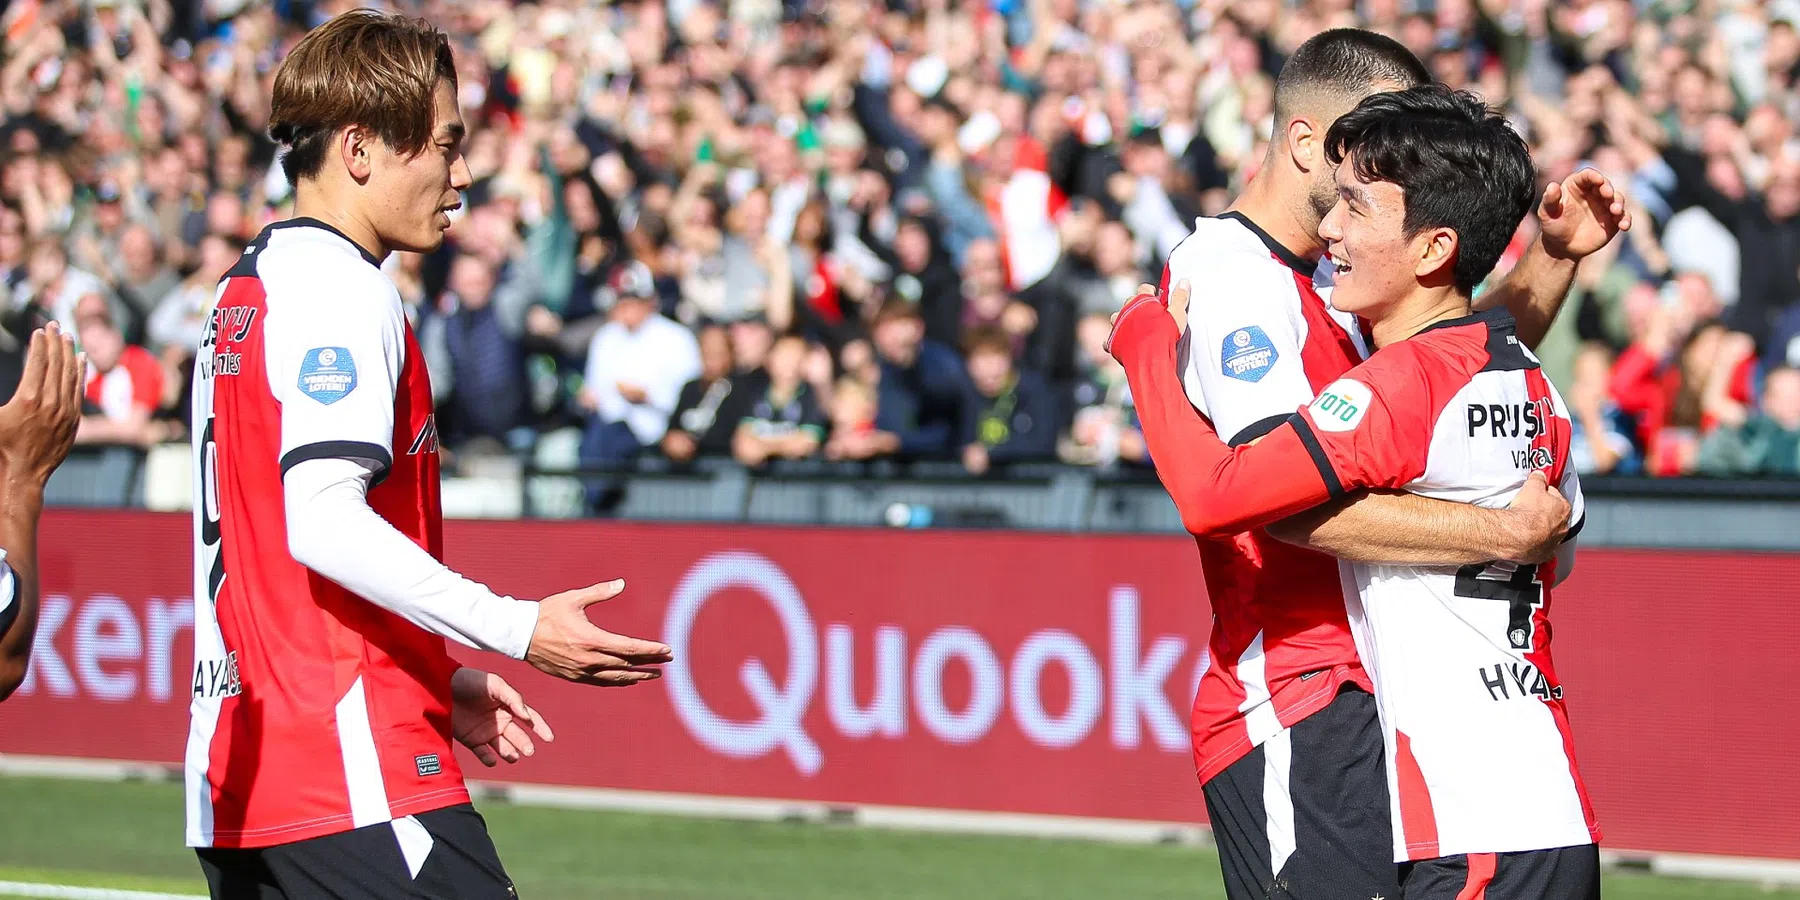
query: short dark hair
[
  {"left": 1325, "top": 84, "right": 1537, "bottom": 295},
  {"left": 270, "top": 10, "right": 458, "bottom": 184},
  {"left": 1273, "top": 28, "right": 1430, "bottom": 128},
  {"left": 962, "top": 326, "right": 1013, "bottom": 359}
]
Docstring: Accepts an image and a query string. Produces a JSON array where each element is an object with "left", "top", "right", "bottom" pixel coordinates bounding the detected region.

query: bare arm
[
  {"left": 1475, "top": 168, "right": 1633, "bottom": 348},
  {"left": 0, "top": 326, "right": 83, "bottom": 700},
  {"left": 1265, "top": 477, "right": 1571, "bottom": 566}
]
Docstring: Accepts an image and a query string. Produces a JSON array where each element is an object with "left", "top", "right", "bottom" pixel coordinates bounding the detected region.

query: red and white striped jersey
[
  {"left": 1292, "top": 308, "right": 1600, "bottom": 860},
  {"left": 1165, "top": 213, "right": 1374, "bottom": 783},
  {"left": 186, "top": 219, "right": 465, "bottom": 849}
]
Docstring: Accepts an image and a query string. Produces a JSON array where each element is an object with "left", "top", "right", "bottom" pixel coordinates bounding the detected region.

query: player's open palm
[
  {"left": 526, "top": 579, "right": 674, "bottom": 686},
  {"left": 451, "top": 668, "right": 553, "bottom": 767},
  {"left": 0, "top": 323, "right": 82, "bottom": 487},
  {"left": 1538, "top": 167, "right": 1632, "bottom": 261}
]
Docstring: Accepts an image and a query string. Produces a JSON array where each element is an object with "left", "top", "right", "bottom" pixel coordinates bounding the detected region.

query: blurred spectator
[
  {"left": 870, "top": 299, "right": 969, "bottom": 459},
  {"left": 1061, "top": 313, "right": 1146, "bottom": 467},
  {"left": 438, "top": 254, "right": 532, "bottom": 453},
  {"left": 75, "top": 302, "right": 171, "bottom": 448},
  {"left": 663, "top": 324, "right": 745, "bottom": 464},
  {"left": 15, "top": 241, "right": 107, "bottom": 333},
  {"left": 824, "top": 376, "right": 897, "bottom": 462},
  {"left": 1697, "top": 366, "right": 1800, "bottom": 477},
  {"left": 580, "top": 261, "right": 701, "bottom": 501},
  {"left": 960, "top": 327, "right": 1059, "bottom": 475},
  {"left": 1567, "top": 343, "right": 1641, "bottom": 476},
  {"left": 732, "top": 334, "right": 827, "bottom": 466}
]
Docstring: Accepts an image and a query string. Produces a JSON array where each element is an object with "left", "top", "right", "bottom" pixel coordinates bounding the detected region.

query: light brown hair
[{"left": 269, "top": 10, "right": 458, "bottom": 184}]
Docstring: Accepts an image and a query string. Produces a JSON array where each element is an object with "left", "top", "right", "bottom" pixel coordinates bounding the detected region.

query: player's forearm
[
  {"left": 0, "top": 475, "right": 44, "bottom": 700},
  {"left": 1112, "top": 307, "right": 1329, "bottom": 538},
  {"left": 1266, "top": 490, "right": 1535, "bottom": 566},
  {"left": 1475, "top": 234, "right": 1576, "bottom": 350},
  {"left": 283, "top": 459, "right": 539, "bottom": 659}
]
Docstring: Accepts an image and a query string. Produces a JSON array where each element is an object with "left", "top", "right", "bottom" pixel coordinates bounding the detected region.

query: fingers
[
  {"left": 1168, "top": 278, "right": 1192, "bottom": 309},
  {"left": 586, "top": 627, "right": 674, "bottom": 663},
  {"left": 470, "top": 744, "right": 499, "bottom": 767},
  {"left": 1540, "top": 180, "right": 1562, "bottom": 217},
  {"left": 497, "top": 722, "right": 534, "bottom": 759},
  {"left": 1521, "top": 470, "right": 1549, "bottom": 490},
  {"left": 522, "top": 702, "right": 553, "bottom": 743},
  {"left": 493, "top": 734, "right": 523, "bottom": 763},
  {"left": 15, "top": 326, "right": 48, "bottom": 401},
  {"left": 566, "top": 578, "right": 627, "bottom": 610},
  {"left": 568, "top": 667, "right": 664, "bottom": 687}
]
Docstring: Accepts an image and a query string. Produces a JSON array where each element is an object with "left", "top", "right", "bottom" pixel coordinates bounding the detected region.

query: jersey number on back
[{"left": 1453, "top": 562, "right": 1542, "bottom": 651}]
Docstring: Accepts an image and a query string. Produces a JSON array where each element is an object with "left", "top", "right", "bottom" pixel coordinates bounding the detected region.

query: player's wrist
[{"left": 500, "top": 597, "right": 543, "bottom": 661}]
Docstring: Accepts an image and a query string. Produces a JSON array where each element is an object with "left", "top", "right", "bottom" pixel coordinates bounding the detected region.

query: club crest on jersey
[
  {"left": 1309, "top": 378, "right": 1372, "bottom": 432},
  {"left": 1220, "top": 326, "right": 1277, "bottom": 382},
  {"left": 297, "top": 347, "right": 357, "bottom": 405}
]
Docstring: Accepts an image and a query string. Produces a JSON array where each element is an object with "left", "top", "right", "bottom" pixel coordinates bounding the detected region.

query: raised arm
[
  {"left": 0, "top": 325, "right": 83, "bottom": 700},
  {"left": 1474, "top": 167, "right": 1633, "bottom": 348}
]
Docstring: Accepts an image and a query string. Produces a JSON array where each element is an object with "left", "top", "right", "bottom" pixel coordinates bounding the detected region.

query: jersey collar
[
  {"left": 1416, "top": 304, "right": 1515, "bottom": 335},
  {"left": 1218, "top": 211, "right": 1315, "bottom": 276},
  {"left": 266, "top": 217, "right": 384, "bottom": 268}
]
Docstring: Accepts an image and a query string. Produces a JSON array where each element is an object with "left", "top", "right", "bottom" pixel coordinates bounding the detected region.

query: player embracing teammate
[{"left": 1118, "top": 30, "right": 1629, "bottom": 900}]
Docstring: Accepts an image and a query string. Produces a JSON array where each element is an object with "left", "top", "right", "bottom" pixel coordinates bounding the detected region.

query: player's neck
[
  {"left": 292, "top": 181, "right": 389, "bottom": 265},
  {"left": 1227, "top": 170, "right": 1325, "bottom": 265},
  {"left": 1369, "top": 288, "right": 1472, "bottom": 349}
]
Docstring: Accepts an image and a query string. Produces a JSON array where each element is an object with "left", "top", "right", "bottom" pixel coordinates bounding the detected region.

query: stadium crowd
[{"left": 2, "top": 0, "right": 1799, "bottom": 508}]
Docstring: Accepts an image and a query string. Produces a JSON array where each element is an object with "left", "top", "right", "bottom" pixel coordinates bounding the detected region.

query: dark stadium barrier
[{"left": 2, "top": 510, "right": 1797, "bottom": 862}]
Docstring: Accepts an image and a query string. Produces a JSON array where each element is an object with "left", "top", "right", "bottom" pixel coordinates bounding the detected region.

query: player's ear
[
  {"left": 340, "top": 125, "right": 374, "bottom": 183},
  {"left": 1413, "top": 226, "right": 1458, "bottom": 285},
  {"left": 1284, "top": 116, "right": 1321, "bottom": 172}
]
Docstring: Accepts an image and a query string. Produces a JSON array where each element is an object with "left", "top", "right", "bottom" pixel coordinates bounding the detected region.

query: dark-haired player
[
  {"left": 1149, "top": 27, "right": 1627, "bottom": 900},
  {"left": 1117, "top": 84, "right": 1601, "bottom": 900}
]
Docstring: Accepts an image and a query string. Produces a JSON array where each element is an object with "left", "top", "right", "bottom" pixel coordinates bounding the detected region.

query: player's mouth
[{"left": 1329, "top": 249, "right": 1352, "bottom": 276}]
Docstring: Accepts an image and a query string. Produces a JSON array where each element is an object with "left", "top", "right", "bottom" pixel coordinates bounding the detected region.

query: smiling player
[{"left": 1112, "top": 84, "right": 1600, "bottom": 900}]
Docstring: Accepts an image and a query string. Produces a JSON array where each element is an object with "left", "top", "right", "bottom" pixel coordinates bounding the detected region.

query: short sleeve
[
  {"left": 263, "top": 259, "right": 406, "bottom": 483},
  {"left": 1289, "top": 348, "right": 1438, "bottom": 499},
  {"left": 0, "top": 549, "right": 16, "bottom": 642},
  {"left": 1173, "top": 256, "right": 1318, "bottom": 445}
]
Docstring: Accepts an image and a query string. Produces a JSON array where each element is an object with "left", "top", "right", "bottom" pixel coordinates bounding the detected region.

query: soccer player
[
  {"left": 1149, "top": 29, "right": 1627, "bottom": 900},
  {"left": 187, "top": 12, "right": 672, "bottom": 898},
  {"left": 0, "top": 323, "right": 83, "bottom": 701},
  {"left": 1113, "top": 84, "right": 1599, "bottom": 899}
]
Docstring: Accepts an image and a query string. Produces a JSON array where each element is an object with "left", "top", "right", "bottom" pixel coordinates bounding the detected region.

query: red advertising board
[{"left": 3, "top": 510, "right": 1797, "bottom": 860}]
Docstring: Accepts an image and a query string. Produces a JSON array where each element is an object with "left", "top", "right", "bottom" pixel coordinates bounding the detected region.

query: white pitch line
[{"left": 0, "top": 882, "right": 204, "bottom": 900}]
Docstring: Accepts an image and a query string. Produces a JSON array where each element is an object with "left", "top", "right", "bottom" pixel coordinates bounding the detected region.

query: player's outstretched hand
[
  {"left": 1499, "top": 472, "right": 1571, "bottom": 564},
  {"left": 1538, "top": 167, "right": 1632, "bottom": 262},
  {"left": 525, "top": 579, "right": 674, "bottom": 687},
  {"left": 0, "top": 322, "right": 83, "bottom": 489},
  {"left": 451, "top": 667, "right": 554, "bottom": 767}
]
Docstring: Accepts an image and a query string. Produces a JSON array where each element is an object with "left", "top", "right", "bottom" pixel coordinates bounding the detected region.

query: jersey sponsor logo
[
  {"left": 1512, "top": 447, "right": 1555, "bottom": 470},
  {"left": 1308, "top": 378, "right": 1371, "bottom": 432},
  {"left": 1220, "top": 326, "right": 1278, "bottom": 382},
  {"left": 1466, "top": 399, "right": 1551, "bottom": 439},
  {"left": 297, "top": 347, "right": 357, "bottom": 405},
  {"left": 1477, "top": 661, "right": 1563, "bottom": 702},
  {"left": 192, "top": 650, "right": 242, "bottom": 699},
  {"left": 415, "top": 754, "right": 442, "bottom": 777}
]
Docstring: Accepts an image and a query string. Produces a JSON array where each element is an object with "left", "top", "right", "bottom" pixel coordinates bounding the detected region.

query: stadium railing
[{"left": 61, "top": 444, "right": 1800, "bottom": 550}]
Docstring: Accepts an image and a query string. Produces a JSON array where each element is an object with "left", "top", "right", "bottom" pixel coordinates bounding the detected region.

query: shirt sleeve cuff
[{"left": 495, "top": 597, "right": 540, "bottom": 660}]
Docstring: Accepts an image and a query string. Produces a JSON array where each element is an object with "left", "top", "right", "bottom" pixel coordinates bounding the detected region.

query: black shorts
[
  {"left": 196, "top": 804, "right": 516, "bottom": 900},
  {"left": 1401, "top": 844, "right": 1600, "bottom": 900},
  {"left": 1202, "top": 684, "right": 1398, "bottom": 900}
]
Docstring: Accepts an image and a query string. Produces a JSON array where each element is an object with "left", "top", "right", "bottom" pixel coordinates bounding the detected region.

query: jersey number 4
[{"left": 1453, "top": 562, "right": 1543, "bottom": 651}]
